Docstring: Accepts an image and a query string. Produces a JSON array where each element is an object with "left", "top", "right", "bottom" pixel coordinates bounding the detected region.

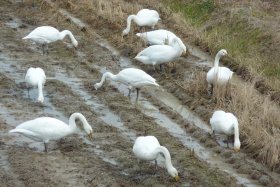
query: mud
[{"left": 0, "top": 0, "right": 280, "bottom": 186}]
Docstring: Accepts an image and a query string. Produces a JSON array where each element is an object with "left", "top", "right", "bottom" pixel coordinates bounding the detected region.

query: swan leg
[
  {"left": 208, "top": 84, "right": 213, "bottom": 95},
  {"left": 128, "top": 88, "right": 131, "bottom": 97},
  {"left": 136, "top": 88, "right": 140, "bottom": 102},
  {"left": 27, "top": 87, "right": 30, "bottom": 97},
  {"left": 42, "top": 44, "right": 46, "bottom": 55},
  {"left": 46, "top": 44, "right": 49, "bottom": 55},
  {"left": 44, "top": 142, "right": 48, "bottom": 152},
  {"left": 154, "top": 159, "right": 158, "bottom": 174},
  {"left": 160, "top": 64, "right": 163, "bottom": 72},
  {"left": 226, "top": 136, "right": 229, "bottom": 148}
]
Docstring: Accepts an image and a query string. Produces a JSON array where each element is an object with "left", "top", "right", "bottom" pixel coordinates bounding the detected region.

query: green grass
[
  {"left": 166, "top": 0, "right": 216, "bottom": 26},
  {"left": 164, "top": 0, "right": 280, "bottom": 80}
]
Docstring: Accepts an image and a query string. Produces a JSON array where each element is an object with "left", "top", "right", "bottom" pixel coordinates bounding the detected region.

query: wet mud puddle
[
  {"left": 0, "top": 52, "right": 120, "bottom": 170},
  {"left": 71, "top": 18, "right": 260, "bottom": 186}
]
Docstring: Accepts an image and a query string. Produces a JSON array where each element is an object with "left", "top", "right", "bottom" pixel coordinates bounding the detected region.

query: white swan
[
  {"left": 94, "top": 68, "right": 159, "bottom": 102},
  {"left": 25, "top": 67, "right": 46, "bottom": 103},
  {"left": 206, "top": 49, "right": 233, "bottom": 94},
  {"left": 122, "top": 9, "right": 160, "bottom": 36},
  {"left": 133, "top": 136, "right": 179, "bottom": 181},
  {"left": 136, "top": 29, "right": 186, "bottom": 54},
  {"left": 22, "top": 26, "right": 78, "bottom": 55},
  {"left": 9, "top": 113, "right": 93, "bottom": 152},
  {"left": 210, "top": 110, "right": 240, "bottom": 152},
  {"left": 134, "top": 37, "right": 184, "bottom": 70}
]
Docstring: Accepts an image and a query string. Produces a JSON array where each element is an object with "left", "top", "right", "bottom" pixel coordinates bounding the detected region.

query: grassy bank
[{"left": 164, "top": 0, "right": 280, "bottom": 88}]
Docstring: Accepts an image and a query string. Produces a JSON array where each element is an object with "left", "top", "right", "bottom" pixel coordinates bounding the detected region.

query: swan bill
[
  {"left": 234, "top": 147, "right": 240, "bottom": 152},
  {"left": 175, "top": 175, "right": 180, "bottom": 182},
  {"left": 87, "top": 131, "right": 93, "bottom": 140}
]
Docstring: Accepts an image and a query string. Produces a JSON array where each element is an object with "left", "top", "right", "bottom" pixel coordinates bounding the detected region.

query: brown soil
[{"left": 0, "top": 0, "right": 280, "bottom": 186}]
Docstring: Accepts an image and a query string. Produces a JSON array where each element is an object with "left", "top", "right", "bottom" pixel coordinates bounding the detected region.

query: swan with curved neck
[
  {"left": 136, "top": 29, "right": 187, "bottom": 54},
  {"left": 9, "top": 113, "right": 93, "bottom": 152},
  {"left": 210, "top": 110, "right": 240, "bottom": 152},
  {"left": 206, "top": 49, "right": 233, "bottom": 94},
  {"left": 94, "top": 68, "right": 159, "bottom": 102},
  {"left": 122, "top": 9, "right": 160, "bottom": 36},
  {"left": 22, "top": 26, "right": 78, "bottom": 55},
  {"left": 25, "top": 67, "right": 46, "bottom": 103},
  {"left": 133, "top": 136, "right": 179, "bottom": 181},
  {"left": 134, "top": 37, "right": 184, "bottom": 71}
]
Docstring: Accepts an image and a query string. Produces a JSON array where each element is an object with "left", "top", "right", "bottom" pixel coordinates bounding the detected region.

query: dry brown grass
[{"left": 186, "top": 70, "right": 280, "bottom": 169}]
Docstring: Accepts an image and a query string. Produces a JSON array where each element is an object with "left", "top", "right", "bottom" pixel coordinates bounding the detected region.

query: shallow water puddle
[
  {"left": 54, "top": 69, "right": 137, "bottom": 142},
  {"left": 0, "top": 53, "right": 121, "bottom": 168}
]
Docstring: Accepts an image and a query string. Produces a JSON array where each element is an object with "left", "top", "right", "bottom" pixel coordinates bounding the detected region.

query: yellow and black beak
[
  {"left": 175, "top": 175, "right": 180, "bottom": 182},
  {"left": 234, "top": 147, "right": 240, "bottom": 152},
  {"left": 87, "top": 131, "right": 93, "bottom": 140}
]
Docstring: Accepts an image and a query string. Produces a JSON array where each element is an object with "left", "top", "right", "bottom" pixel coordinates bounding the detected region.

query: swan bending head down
[
  {"left": 210, "top": 110, "right": 240, "bottom": 152},
  {"left": 94, "top": 68, "right": 159, "bottom": 102},
  {"left": 9, "top": 113, "right": 93, "bottom": 152},
  {"left": 22, "top": 26, "right": 78, "bottom": 55},
  {"left": 25, "top": 67, "right": 46, "bottom": 103},
  {"left": 133, "top": 136, "right": 180, "bottom": 181},
  {"left": 122, "top": 9, "right": 160, "bottom": 36}
]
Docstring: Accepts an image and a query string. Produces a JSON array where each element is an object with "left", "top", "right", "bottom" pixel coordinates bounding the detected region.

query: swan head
[
  {"left": 72, "top": 39, "right": 78, "bottom": 48},
  {"left": 218, "top": 49, "right": 227, "bottom": 57},
  {"left": 94, "top": 83, "right": 102, "bottom": 90},
  {"left": 122, "top": 29, "right": 129, "bottom": 37},
  {"left": 234, "top": 139, "right": 241, "bottom": 152},
  {"left": 168, "top": 167, "right": 180, "bottom": 182},
  {"left": 83, "top": 123, "right": 93, "bottom": 141},
  {"left": 37, "top": 96, "right": 44, "bottom": 103}
]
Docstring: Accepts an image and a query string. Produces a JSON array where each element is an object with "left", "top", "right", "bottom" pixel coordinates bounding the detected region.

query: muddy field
[{"left": 1, "top": 0, "right": 280, "bottom": 186}]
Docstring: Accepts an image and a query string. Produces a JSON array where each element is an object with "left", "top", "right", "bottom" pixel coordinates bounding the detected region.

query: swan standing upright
[
  {"left": 94, "top": 68, "right": 159, "bottom": 102},
  {"left": 9, "top": 113, "right": 93, "bottom": 152},
  {"left": 136, "top": 29, "right": 187, "bottom": 54},
  {"left": 206, "top": 49, "right": 233, "bottom": 94},
  {"left": 133, "top": 136, "right": 180, "bottom": 181},
  {"left": 22, "top": 26, "right": 78, "bottom": 55},
  {"left": 122, "top": 9, "right": 160, "bottom": 36},
  {"left": 25, "top": 67, "right": 46, "bottom": 103},
  {"left": 134, "top": 37, "right": 184, "bottom": 71},
  {"left": 210, "top": 110, "right": 240, "bottom": 152}
]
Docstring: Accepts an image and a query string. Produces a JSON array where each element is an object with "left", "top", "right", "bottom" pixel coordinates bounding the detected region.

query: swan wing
[
  {"left": 118, "top": 68, "right": 158, "bottom": 86},
  {"left": 133, "top": 136, "right": 160, "bottom": 160},
  {"left": 137, "top": 29, "right": 176, "bottom": 45},
  {"left": 23, "top": 26, "right": 60, "bottom": 43},
  {"left": 9, "top": 128, "right": 43, "bottom": 141},
  {"left": 136, "top": 9, "right": 160, "bottom": 26},
  {"left": 210, "top": 111, "right": 235, "bottom": 135},
  {"left": 12, "top": 117, "right": 70, "bottom": 140},
  {"left": 25, "top": 67, "right": 46, "bottom": 86}
]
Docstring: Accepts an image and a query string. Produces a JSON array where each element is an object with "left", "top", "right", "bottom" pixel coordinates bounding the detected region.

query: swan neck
[
  {"left": 59, "top": 30, "right": 77, "bottom": 45},
  {"left": 68, "top": 113, "right": 89, "bottom": 133},
  {"left": 124, "top": 15, "right": 137, "bottom": 34},
  {"left": 97, "top": 72, "right": 116, "bottom": 87},
  {"left": 37, "top": 81, "right": 43, "bottom": 101},
  {"left": 233, "top": 122, "right": 240, "bottom": 143},
  {"left": 155, "top": 146, "right": 174, "bottom": 171},
  {"left": 214, "top": 53, "right": 221, "bottom": 68}
]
